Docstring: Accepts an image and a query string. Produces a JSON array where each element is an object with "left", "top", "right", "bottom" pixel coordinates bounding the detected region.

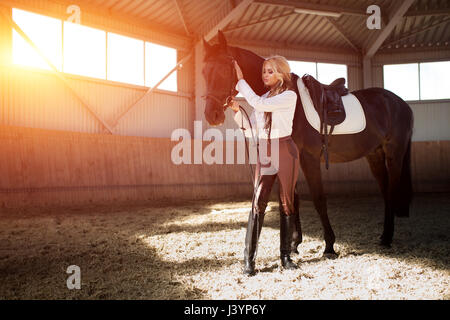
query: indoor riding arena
[{"left": 0, "top": 0, "right": 449, "bottom": 301}]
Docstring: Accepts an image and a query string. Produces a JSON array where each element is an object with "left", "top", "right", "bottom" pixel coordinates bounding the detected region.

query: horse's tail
[{"left": 396, "top": 136, "right": 413, "bottom": 217}]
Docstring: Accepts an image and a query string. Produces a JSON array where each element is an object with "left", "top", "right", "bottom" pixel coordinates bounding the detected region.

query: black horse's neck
[
  {"left": 227, "top": 45, "right": 307, "bottom": 140},
  {"left": 228, "top": 46, "right": 266, "bottom": 96}
]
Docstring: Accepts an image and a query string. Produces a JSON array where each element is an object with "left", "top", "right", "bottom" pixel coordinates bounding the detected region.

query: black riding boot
[
  {"left": 280, "top": 212, "right": 299, "bottom": 270},
  {"left": 280, "top": 197, "right": 302, "bottom": 255},
  {"left": 243, "top": 211, "right": 265, "bottom": 276}
]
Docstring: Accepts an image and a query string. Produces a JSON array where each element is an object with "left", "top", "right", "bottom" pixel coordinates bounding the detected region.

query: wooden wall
[
  {"left": 1, "top": 125, "right": 449, "bottom": 208},
  {"left": 299, "top": 140, "right": 450, "bottom": 196},
  {"left": 0, "top": 125, "right": 253, "bottom": 207}
]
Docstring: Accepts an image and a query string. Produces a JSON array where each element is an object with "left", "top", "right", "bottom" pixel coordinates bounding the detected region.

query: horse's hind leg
[
  {"left": 300, "top": 151, "right": 336, "bottom": 255},
  {"left": 366, "top": 147, "right": 390, "bottom": 245},
  {"left": 381, "top": 139, "right": 409, "bottom": 246},
  {"left": 292, "top": 182, "right": 303, "bottom": 253},
  {"left": 397, "top": 138, "right": 412, "bottom": 217}
]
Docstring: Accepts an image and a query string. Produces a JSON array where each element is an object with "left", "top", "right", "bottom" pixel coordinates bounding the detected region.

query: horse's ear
[
  {"left": 203, "top": 38, "right": 211, "bottom": 52},
  {"left": 218, "top": 30, "right": 227, "bottom": 48}
]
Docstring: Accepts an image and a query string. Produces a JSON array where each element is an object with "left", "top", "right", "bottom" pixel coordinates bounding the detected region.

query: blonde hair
[
  {"left": 262, "top": 55, "right": 294, "bottom": 131},
  {"left": 263, "top": 55, "right": 293, "bottom": 98}
]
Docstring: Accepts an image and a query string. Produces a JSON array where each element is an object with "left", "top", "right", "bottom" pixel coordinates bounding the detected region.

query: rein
[
  {"left": 239, "top": 105, "right": 262, "bottom": 220},
  {"left": 202, "top": 52, "right": 260, "bottom": 190},
  {"left": 238, "top": 105, "right": 258, "bottom": 186}
]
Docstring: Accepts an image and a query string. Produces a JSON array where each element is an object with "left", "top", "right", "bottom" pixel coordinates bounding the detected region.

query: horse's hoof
[
  {"left": 379, "top": 240, "right": 392, "bottom": 248},
  {"left": 281, "top": 256, "right": 299, "bottom": 270},
  {"left": 243, "top": 269, "right": 256, "bottom": 276},
  {"left": 323, "top": 252, "right": 338, "bottom": 259},
  {"left": 323, "top": 248, "right": 338, "bottom": 259},
  {"left": 243, "top": 261, "right": 256, "bottom": 276}
]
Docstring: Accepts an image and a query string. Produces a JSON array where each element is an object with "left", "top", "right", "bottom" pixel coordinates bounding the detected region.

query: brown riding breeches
[{"left": 252, "top": 136, "right": 300, "bottom": 216}]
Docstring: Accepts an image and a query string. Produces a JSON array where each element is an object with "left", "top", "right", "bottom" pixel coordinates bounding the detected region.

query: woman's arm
[{"left": 236, "top": 79, "right": 297, "bottom": 112}]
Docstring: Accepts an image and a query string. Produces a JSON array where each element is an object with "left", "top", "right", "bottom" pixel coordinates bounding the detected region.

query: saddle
[
  {"left": 301, "top": 74, "right": 349, "bottom": 169},
  {"left": 302, "top": 74, "right": 348, "bottom": 128}
]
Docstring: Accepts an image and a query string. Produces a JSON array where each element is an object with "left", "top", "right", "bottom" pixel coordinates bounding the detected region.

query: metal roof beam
[
  {"left": 173, "top": 0, "right": 190, "bottom": 36},
  {"left": 324, "top": 17, "right": 360, "bottom": 53},
  {"left": 255, "top": 0, "right": 367, "bottom": 17},
  {"left": 229, "top": 38, "right": 359, "bottom": 58},
  {"left": 223, "top": 11, "right": 296, "bottom": 33},
  {"left": 381, "top": 17, "right": 450, "bottom": 49},
  {"left": 405, "top": 8, "right": 450, "bottom": 17},
  {"left": 204, "top": 0, "right": 254, "bottom": 41},
  {"left": 364, "top": 0, "right": 415, "bottom": 58}
]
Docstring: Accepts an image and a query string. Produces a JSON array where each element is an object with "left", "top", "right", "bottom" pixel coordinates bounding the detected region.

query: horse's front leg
[{"left": 299, "top": 150, "right": 337, "bottom": 256}]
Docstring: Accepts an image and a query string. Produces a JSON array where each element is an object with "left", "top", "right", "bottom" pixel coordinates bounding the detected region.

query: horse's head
[{"left": 202, "top": 31, "right": 237, "bottom": 126}]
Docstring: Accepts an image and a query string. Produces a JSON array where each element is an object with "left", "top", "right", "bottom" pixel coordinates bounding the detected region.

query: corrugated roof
[
  {"left": 57, "top": 0, "right": 450, "bottom": 54},
  {"left": 88, "top": 0, "right": 186, "bottom": 34}
]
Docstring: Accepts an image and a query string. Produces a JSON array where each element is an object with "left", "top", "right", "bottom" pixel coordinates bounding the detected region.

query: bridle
[
  {"left": 203, "top": 94, "right": 235, "bottom": 112},
  {"left": 202, "top": 51, "right": 262, "bottom": 218},
  {"left": 202, "top": 54, "right": 239, "bottom": 111}
]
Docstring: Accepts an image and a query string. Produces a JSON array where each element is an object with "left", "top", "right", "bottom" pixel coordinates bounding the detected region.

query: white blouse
[{"left": 233, "top": 79, "right": 297, "bottom": 140}]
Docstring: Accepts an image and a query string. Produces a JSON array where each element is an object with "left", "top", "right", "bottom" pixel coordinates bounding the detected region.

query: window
[
  {"left": 384, "top": 61, "right": 450, "bottom": 101},
  {"left": 11, "top": 8, "right": 178, "bottom": 90},
  {"left": 317, "top": 63, "right": 347, "bottom": 85},
  {"left": 12, "top": 8, "right": 62, "bottom": 71},
  {"left": 419, "top": 61, "right": 450, "bottom": 100},
  {"left": 289, "top": 61, "right": 316, "bottom": 78},
  {"left": 288, "top": 60, "right": 348, "bottom": 85},
  {"left": 383, "top": 64, "right": 420, "bottom": 101},
  {"left": 63, "top": 22, "right": 106, "bottom": 79},
  {"left": 145, "top": 42, "right": 177, "bottom": 91},
  {"left": 107, "top": 33, "right": 144, "bottom": 86}
]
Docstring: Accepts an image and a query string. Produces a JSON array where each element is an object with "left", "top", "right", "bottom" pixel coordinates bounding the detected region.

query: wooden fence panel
[{"left": 0, "top": 125, "right": 448, "bottom": 208}]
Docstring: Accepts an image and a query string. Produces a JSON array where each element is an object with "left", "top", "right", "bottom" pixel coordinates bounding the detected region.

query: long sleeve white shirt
[{"left": 233, "top": 79, "right": 297, "bottom": 140}]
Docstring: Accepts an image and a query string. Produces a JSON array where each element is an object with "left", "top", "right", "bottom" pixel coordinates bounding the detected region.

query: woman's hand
[
  {"left": 234, "top": 61, "right": 244, "bottom": 81},
  {"left": 229, "top": 99, "right": 240, "bottom": 112}
]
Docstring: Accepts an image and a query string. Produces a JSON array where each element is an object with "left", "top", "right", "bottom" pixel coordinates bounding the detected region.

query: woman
[{"left": 229, "top": 56, "right": 300, "bottom": 276}]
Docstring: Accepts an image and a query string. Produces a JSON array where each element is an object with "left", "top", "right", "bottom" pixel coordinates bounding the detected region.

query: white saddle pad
[{"left": 297, "top": 77, "right": 366, "bottom": 135}]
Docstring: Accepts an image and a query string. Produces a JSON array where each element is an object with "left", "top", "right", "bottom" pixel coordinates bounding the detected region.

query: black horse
[{"left": 202, "top": 31, "right": 414, "bottom": 254}]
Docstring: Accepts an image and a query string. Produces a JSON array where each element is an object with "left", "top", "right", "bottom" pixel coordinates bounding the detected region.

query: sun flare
[{"left": 12, "top": 8, "right": 177, "bottom": 91}]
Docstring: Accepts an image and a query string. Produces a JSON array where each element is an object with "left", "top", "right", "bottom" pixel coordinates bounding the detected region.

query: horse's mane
[{"left": 228, "top": 46, "right": 266, "bottom": 96}]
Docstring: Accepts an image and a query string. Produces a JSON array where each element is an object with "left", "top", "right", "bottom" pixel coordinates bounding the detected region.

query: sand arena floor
[{"left": 0, "top": 193, "right": 449, "bottom": 300}]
